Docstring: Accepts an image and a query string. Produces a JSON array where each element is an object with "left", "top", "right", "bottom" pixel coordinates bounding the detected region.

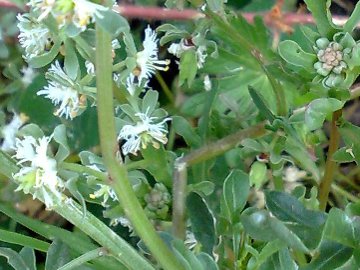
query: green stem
[
  {"left": 172, "top": 122, "right": 268, "bottom": 238},
  {"left": 331, "top": 184, "right": 360, "bottom": 203},
  {"left": 61, "top": 162, "right": 107, "bottom": 181},
  {"left": 53, "top": 198, "right": 150, "bottom": 270},
  {"left": 58, "top": 248, "right": 107, "bottom": 270},
  {"left": 0, "top": 229, "right": 49, "bottom": 252},
  {"left": 155, "top": 72, "right": 174, "bottom": 103},
  {"left": 318, "top": 109, "right": 342, "bottom": 211},
  {"left": 95, "top": 25, "right": 184, "bottom": 270}
]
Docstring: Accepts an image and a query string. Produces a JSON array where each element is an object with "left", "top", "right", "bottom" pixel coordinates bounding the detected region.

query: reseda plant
[{"left": 1, "top": 0, "right": 360, "bottom": 269}]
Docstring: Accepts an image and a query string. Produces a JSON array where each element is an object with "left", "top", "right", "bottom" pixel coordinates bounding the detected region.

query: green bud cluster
[
  {"left": 312, "top": 32, "right": 360, "bottom": 88},
  {"left": 144, "top": 183, "right": 171, "bottom": 219},
  {"left": 314, "top": 37, "right": 350, "bottom": 88}
]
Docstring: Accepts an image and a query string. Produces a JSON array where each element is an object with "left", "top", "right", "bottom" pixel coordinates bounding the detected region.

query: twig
[
  {"left": 172, "top": 122, "right": 268, "bottom": 239},
  {"left": 318, "top": 109, "right": 342, "bottom": 211}
]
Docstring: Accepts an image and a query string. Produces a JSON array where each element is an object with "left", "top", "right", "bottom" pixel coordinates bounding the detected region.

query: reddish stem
[{"left": 0, "top": 1, "right": 355, "bottom": 28}]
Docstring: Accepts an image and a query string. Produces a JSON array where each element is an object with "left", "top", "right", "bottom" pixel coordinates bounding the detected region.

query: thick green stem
[
  {"left": 95, "top": 25, "right": 184, "bottom": 270},
  {"left": 172, "top": 122, "right": 268, "bottom": 238},
  {"left": 318, "top": 109, "right": 342, "bottom": 211}
]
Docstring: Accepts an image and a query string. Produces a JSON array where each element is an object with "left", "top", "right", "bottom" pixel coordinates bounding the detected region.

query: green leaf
[
  {"left": 339, "top": 121, "right": 360, "bottom": 165},
  {"left": 222, "top": 170, "right": 250, "bottom": 223},
  {"left": 45, "top": 240, "right": 71, "bottom": 270},
  {"left": 249, "top": 161, "right": 267, "bottom": 188},
  {"left": 248, "top": 86, "right": 276, "bottom": 122},
  {"left": 323, "top": 208, "right": 360, "bottom": 248},
  {"left": 95, "top": 9, "right": 130, "bottom": 37},
  {"left": 28, "top": 39, "right": 62, "bottom": 68},
  {"left": 141, "top": 145, "right": 172, "bottom": 187},
  {"left": 265, "top": 191, "right": 326, "bottom": 228},
  {"left": 188, "top": 181, "right": 215, "bottom": 196},
  {"left": 0, "top": 248, "right": 30, "bottom": 270},
  {"left": 19, "top": 248, "right": 36, "bottom": 270},
  {"left": 0, "top": 151, "right": 20, "bottom": 178},
  {"left": 268, "top": 217, "right": 309, "bottom": 253},
  {"left": 172, "top": 240, "right": 204, "bottom": 270},
  {"left": 0, "top": 229, "right": 49, "bottom": 252},
  {"left": 344, "top": 1, "right": 360, "bottom": 33},
  {"left": 187, "top": 193, "right": 216, "bottom": 255},
  {"left": 172, "top": 116, "right": 201, "bottom": 147},
  {"left": 252, "top": 240, "right": 286, "bottom": 269},
  {"left": 64, "top": 39, "right": 80, "bottom": 81},
  {"left": 305, "top": 98, "right": 343, "bottom": 131},
  {"left": 179, "top": 49, "right": 198, "bottom": 87},
  {"left": 303, "top": 0, "right": 337, "bottom": 38},
  {"left": 241, "top": 209, "right": 276, "bottom": 242},
  {"left": 141, "top": 90, "right": 159, "bottom": 115},
  {"left": 53, "top": 124, "right": 70, "bottom": 162},
  {"left": 278, "top": 40, "right": 317, "bottom": 69},
  {"left": 197, "top": 253, "right": 219, "bottom": 270},
  {"left": 300, "top": 241, "right": 353, "bottom": 270}
]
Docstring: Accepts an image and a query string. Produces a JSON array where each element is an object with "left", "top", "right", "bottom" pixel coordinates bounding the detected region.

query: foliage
[{"left": 0, "top": 0, "right": 360, "bottom": 269}]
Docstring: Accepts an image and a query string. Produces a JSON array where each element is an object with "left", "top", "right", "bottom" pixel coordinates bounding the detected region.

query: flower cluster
[
  {"left": 168, "top": 37, "right": 208, "bottom": 68},
  {"left": 0, "top": 113, "right": 27, "bottom": 152},
  {"left": 37, "top": 61, "right": 84, "bottom": 119},
  {"left": 118, "top": 110, "right": 170, "bottom": 155},
  {"left": 12, "top": 135, "right": 64, "bottom": 207},
  {"left": 133, "top": 26, "right": 170, "bottom": 85},
  {"left": 17, "top": 13, "right": 52, "bottom": 60}
]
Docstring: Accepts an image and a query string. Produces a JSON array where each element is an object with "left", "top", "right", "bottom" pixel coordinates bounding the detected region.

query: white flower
[
  {"left": 118, "top": 110, "right": 170, "bottom": 155},
  {"left": 0, "top": 114, "right": 25, "bottom": 152},
  {"left": 72, "top": 0, "right": 106, "bottom": 31},
  {"left": 196, "top": 45, "right": 207, "bottom": 68},
  {"left": 185, "top": 231, "right": 198, "bottom": 250},
  {"left": 21, "top": 66, "right": 37, "bottom": 86},
  {"left": 17, "top": 14, "right": 52, "bottom": 60},
  {"left": 125, "top": 74, "right": 137, "bottom": 96},
  {"left": 28, "top": 0, "right": 56, "bottom": 21},
  {"left": 283, "top": 166, "right": 307, "bottom": 183},
  {"left": 12, "top": 135, "right": 64, "bottom": 207},
  {"left": 37, "top": 61, "right": 80, "bottom": 119},
  {"left": 204, "top": 74, "right": 211, "bottom": 91},
  {"left": 85, "top": 60, "right": 95, "bottom": 75},
  {"left": 135, "top": 26, "right": 170, "bottom": 83},
  {"left": 110, "top": 216, "right": 133, "bottom": 232},
  {"left": 90, "top": 183, "right": 118, "bottom": 206},
  {"left": 168, "top": 39, "right": 207, "bottom": 68}
]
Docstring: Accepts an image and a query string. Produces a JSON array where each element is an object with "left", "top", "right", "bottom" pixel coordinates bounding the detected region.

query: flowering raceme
[
  {"left": 37, "top": 61, "right": 83, "bottom": 119},
  {"left": 134, "top": 26, "right": 170, "bottom": 84},
  {"left": 118, "top": 109, "right": 171, "bottom": 155},
  {"left": 12, "top": 135, "right": 64, "bottom": 207}
]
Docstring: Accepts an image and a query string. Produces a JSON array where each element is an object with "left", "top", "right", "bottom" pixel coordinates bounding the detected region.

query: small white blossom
[
  {"left": 125, "top": 74, "right": 137, "bottom": 96},
  {"left": 196, "top": 45, "right": 207, "bottom": 68},
  {"left": 28, "top": 0, "right": 56, "bottom": 21},
  {"left": 0, "top": 114, "right": 25, "bottom": 152},
  {"left": 21, "top": 66, "right": 37, "bottom": 86},
  {"left": 12, "top": 135, "right": 64, "bottom": 207},
  {"left": 185, "top": 231, "right": 198, "bottom": 250},
  {"left": 135, "top": 26, "right": 170, "bottom": 83},
  {"left": 72, "top": 0, "right": 106, "bottom": 31},
  {"left": 85, "top": 60, "right": 95, "bottom": 75},
  {"left": 283, "top": 166, "right": 307, "bottom": 183},
  {"left": 118, "top": 110, "right": 170, "bottom": 155},
  {"left": 168, "top": 39, "right": 207, "bottom": 68},
  {"left": 204, "top": 74, "right": 211, "bottom": 91},
  {"left": 37, "top": 61, "right": 80, "bottom": 119},
  {"left": 17, "top": 14, "right": 52, "bottom": 60},
  {"left": 110, "top": 216, "right": 133, "bottom": 232}
]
